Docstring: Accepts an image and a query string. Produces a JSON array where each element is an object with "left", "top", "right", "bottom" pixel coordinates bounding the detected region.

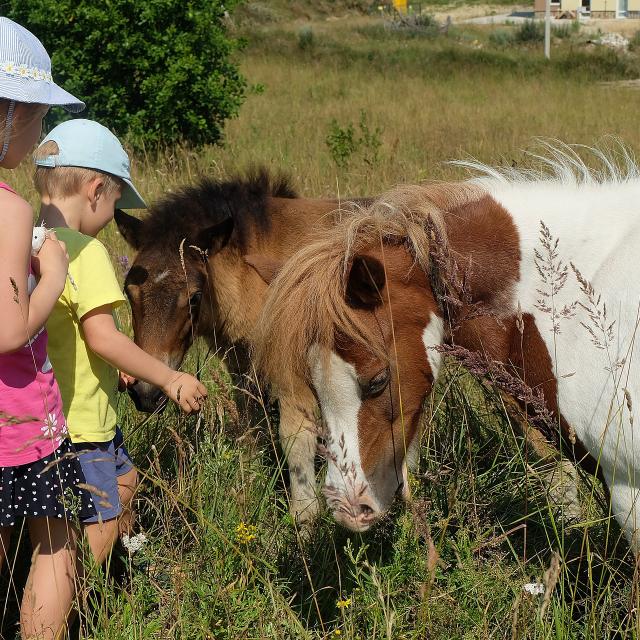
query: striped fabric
[{"left": 0, "top": 17, "right": 84, "bottom": 112}]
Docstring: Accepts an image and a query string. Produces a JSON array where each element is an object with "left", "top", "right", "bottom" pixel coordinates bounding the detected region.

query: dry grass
[{"left": 1, "top": 9, "right": 640, "bottom": 638}]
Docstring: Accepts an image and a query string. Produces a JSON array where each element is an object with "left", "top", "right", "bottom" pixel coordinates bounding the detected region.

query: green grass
[{"left": 3, "top": 7, "right": 640, "bottom": 638}]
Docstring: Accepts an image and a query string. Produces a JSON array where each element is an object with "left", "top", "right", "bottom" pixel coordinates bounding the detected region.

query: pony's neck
[
  {"left": 201, "top": 196, "right": 341, "bottom": 345},
  {"left": 258, "top": 196, "right": 339, "bottom": 256},
  {"left": 439, "top": 193, "right": 521, "bottom": 323}
]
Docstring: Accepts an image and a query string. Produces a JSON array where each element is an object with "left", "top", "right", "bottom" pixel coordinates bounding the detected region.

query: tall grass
[{"left": 2, "top": 11, "right": 640, "bottom": 639}]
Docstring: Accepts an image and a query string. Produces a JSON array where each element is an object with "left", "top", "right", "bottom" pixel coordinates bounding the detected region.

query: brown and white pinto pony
[
  {"left": 115, "top": 169, "right": 367, "bottom": 526},
  {"left": 255, "top": 148, "right": 640, "bottom": 545}
]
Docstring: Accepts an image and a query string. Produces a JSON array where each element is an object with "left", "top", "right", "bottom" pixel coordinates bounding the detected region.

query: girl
[{"left": 0, "top": 17, "right": 95, "bottom": 640}]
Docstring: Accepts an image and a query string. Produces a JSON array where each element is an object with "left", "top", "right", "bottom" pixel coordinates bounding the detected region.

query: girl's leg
[
  {"left": 82, "top": 466, "right": 138, "bottom": 565},
  {"left": 21, "top": 517, "right": 78, "bottom": 640},
  {"left": 0, "top": 526, "right": 12, "bottom": 569}
]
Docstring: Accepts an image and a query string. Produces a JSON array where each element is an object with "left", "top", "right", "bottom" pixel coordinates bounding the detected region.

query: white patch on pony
[
  {"left": 474, "top": 157, "right": 640, "bottom": 549},
  {"left": 310, "top": 348, "right": 381, "bottom": 511},
  {"left": 422, "top": 311, "right": 444, "bottom": 382},
  {"left": 154, "top": 270, "right": 170, "bottom": 284}
]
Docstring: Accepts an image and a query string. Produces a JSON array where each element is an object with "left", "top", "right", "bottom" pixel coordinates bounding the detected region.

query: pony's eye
[
  {"left": 189, "top": 291, "right": 202, "bottom": 309},
  {"left": 361, "top": 367, "right": 390, "bottom": 399}
]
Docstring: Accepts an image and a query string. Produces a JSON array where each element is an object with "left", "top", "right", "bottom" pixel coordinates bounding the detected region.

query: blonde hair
[
  {"left": 0, "top": 99, "right": 47, "bottom": 151},
  {"left": 33, "top": 140, "right": 123, "bottom": 198}
]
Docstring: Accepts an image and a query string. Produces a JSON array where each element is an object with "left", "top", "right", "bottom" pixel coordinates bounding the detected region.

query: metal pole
[{"left": 544, "top": 0, "right": 551, "bottom": 59}]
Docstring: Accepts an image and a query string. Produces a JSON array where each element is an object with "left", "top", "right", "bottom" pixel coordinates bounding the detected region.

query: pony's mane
[
  {"left": 454, "top": 140, "right": 640, "bottom": 188},
  {"left": 255, "top": 182, "right": 482, "bottom": 391},
  {"left": 137, "top": 167, "right": 297, "bottom": 253}
]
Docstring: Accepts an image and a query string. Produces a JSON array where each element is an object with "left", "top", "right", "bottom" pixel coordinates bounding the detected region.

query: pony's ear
[
  {"left": 194, "top": 217, "right": 234, "bottom": 256},
  {"left": 115, "top": 209, "right": 143, "bottom": 249},
  {"left": 244, "top": 254, "right": 283, "bottom": 284},
  {"left": 345, "top": 254, "right": 386, "bottom": 309}
]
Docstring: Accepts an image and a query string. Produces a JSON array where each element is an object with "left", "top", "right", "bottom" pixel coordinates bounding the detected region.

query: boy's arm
[{"left": 80, "top": 304, "right": 207, "bottom": 413}]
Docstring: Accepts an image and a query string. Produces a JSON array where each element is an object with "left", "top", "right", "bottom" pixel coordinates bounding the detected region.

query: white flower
[
  {"left": 122, "top": 533, "right": 147, "bottom": 554},
  {"left": 41, "top": 413, "right": 66, "bottom": 445},
  {"left": 523, "top": 582, "right": 545, "bottom": 596},
  {"left": 41, "top": 412, "right": 58, "bottom": 437}
]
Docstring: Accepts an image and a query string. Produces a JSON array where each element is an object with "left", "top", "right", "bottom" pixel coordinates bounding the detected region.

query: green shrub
[
  {"left": 515, "top": 19, "right": 544, "bottom": 43},
  {"left": 8, "top": 0, "right": 247, "bottom": 149},
  {"left": 630, "top": 29, "right": 640, "bottom": 51},
  {"left": 326, "top": 110, "right": 383, "bottom": 169},
  {"left": 553, "top": 20, "right": 579, "bottom": 39},
  {"left": 298, "top": 26, "right": 314, "bottom": 50},
  {"left": 488, "top": 29, "right": 515, "bottom": 47},
  {"left": 326, "top": 119, "right": 358, "bottom": 168}
]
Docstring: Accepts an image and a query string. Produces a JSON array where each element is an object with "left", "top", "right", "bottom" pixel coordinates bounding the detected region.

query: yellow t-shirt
[{"left": 45, "top": 227, "right": 126, "bottom": 443}]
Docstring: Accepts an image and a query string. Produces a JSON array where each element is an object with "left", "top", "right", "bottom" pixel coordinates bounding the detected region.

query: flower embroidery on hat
[{"left": 0, "top": 61, "right": 52, "bottom": 83}]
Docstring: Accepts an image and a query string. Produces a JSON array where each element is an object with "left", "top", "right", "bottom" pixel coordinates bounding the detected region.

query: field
[{"left": 4, "top": 2, "right": 640, "bottom": 638}]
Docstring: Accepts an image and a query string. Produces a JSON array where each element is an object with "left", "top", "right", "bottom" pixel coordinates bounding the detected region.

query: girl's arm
[
  {"left": 80, "top": 304, "right": 207, "bottom": 413},
  {"left": 0, "top": 192, "right": 68, "bottom": 353}
]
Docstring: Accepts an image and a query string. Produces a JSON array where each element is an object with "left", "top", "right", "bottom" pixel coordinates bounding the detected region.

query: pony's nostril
[{"left": 358, "top": 503, "right": 374, "bottom": 517}]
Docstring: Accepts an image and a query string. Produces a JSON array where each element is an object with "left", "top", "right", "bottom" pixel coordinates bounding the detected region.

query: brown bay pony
[
  {"left": 254, "top": 149, "right": 639, "bottom": 546},
  {"left": 115, "top": 169, "right": 367, "bottom": 526}
]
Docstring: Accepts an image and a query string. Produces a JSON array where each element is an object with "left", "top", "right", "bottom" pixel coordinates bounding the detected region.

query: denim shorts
[{"left": 75, "top": 426, "right": 135, "bottom": 523}]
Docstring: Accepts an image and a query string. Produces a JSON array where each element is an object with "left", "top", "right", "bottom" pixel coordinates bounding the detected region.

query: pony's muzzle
[
  {"left": 325, "top": 488, "right": 381, "bottom": 532},
  {"left": 128, "top": 380, "right": 167, "bottom": 414}
]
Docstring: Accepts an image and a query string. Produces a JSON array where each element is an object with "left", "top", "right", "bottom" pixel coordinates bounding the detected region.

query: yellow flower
[
  {"left": 336, "top": 597, "right": 352, "bottom": 609},
  {"left": 235, "top": 521, "right": 257, "bottom": 544},
  {"left": 333, "top": 631, "right": 342, "bottom": 637}
]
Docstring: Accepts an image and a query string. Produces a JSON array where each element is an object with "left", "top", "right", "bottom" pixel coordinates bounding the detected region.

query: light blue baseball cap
[{"left": 34, "top": 119, "right": 146, "bottom": 209}]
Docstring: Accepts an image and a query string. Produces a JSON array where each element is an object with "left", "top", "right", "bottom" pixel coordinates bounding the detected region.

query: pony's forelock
[{"left": 254, "top": 182, "right": 482, "bottom": 393}]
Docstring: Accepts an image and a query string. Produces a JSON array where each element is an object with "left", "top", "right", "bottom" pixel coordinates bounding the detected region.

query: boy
[{"left": 33, "top": 119, "right": 208, "bottom": 563}]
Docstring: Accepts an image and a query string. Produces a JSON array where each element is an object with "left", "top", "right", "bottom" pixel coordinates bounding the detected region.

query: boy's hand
[
  {"left": 118, "top": 371, "right": 136, "bottom": 392},
  {"left": 162, "top": 372, "right": 208, "bottom": 414}
]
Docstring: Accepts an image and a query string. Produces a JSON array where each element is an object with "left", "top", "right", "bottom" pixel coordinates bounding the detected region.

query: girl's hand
[
  {"left": 162, "top": 372, "right": 208, "bottom": 414},
  {"left": 32, "top": 232, "right": 69, "bottom": 288}
]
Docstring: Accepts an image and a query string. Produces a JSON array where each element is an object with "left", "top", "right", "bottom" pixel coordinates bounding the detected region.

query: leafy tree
[{"left": 8, "top": 0, "right": 246, "bottom": 148}]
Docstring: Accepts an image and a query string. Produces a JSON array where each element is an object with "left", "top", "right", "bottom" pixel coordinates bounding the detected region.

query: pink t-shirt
[{"left": 0, "top": 183, "right": 67, "bottom": 466}]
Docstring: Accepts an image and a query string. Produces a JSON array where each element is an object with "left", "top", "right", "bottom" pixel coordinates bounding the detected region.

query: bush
[
  {"left": 515, "top": 20, "right": 544, "bottom": 43},
  {"left": 488, "top": 29, "right": 515, "bottom": 48},
  {"left": 326, "top": 110, "right": 383, "bottom": 169},
  {"left": 298, "top": 26, "right": 314, "bottom": 50},
  {"left": 8, "top": 0, "right": 247, "bottom": 149}
]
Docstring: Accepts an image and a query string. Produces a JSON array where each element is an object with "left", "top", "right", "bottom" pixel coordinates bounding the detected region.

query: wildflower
[
  {"left": 333, "top": 630, "right": 342, "bottom": 637},
  {"left": 122, "top": 532, "right": 148, "bottom": 554},
  {"left": 235, "top": 521, "right": 257, "bottom": 544},
  {"left": 118, "top": 255, "right": 130, "bottom": 275},
  {"left": 523, "top": 582, "right": 545, "bottom": 596},
  {"left": 336, "top": 597, "right": 352, "bottom": 609}
]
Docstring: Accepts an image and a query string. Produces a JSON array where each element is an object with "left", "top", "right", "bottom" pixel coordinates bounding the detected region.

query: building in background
[{"left": 534, "top": 0, "right": 640, "bottom": 18}]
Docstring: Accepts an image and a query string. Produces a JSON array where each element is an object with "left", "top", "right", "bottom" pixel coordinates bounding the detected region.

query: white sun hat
[{"left": 0, "top": 17, "right": 84, "bottom": 112}]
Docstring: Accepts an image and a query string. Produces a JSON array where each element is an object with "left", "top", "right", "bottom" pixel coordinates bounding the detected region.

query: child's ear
[{"left": 87, "top": 177, "right": 104, "bottom": 205}]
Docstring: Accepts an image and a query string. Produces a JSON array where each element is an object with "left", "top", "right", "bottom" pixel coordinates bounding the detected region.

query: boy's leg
[
  {"left": 21, "top": 517, "right": 78, "bottom": 640},
  {"left": 82, "top": 465, "right": 137, "bottom": 565},
  {"left": 78, "top": 427, "right": 138, "bottom": 564},
  {"left": 82, "top": 519, "right": 119, "bottom": 567},
  {"left": 116, "top": 466, "right": 138, "bottom": 536}
]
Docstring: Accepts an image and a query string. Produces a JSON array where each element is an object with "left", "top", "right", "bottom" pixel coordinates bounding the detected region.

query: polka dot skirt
[{"left": 0, "top": 439, "right": 96, "bottom": 526}]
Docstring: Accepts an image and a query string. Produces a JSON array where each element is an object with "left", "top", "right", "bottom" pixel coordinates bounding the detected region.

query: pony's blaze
[{"left": 311, "top": 247, "right": 444, "bottom": 531}]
